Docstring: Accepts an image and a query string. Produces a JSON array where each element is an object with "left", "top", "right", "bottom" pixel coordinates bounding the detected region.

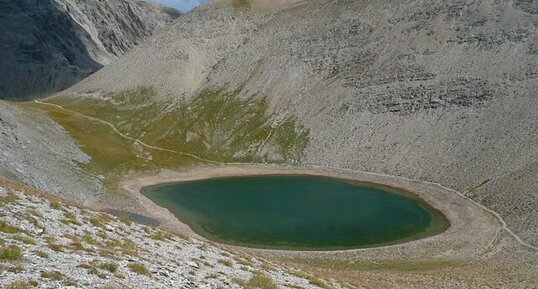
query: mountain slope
[
  {"left": 0, "top": 178, "right": 332, "bottom": 289},
  {"left": 52, "top": 0, "right": 538, "bottom": 246},
  {"left": 0, "top": 0, "right": 180, "bottom": 100},
  {"left": 0, "top": 101, "right": 104, "bottom": 205}
]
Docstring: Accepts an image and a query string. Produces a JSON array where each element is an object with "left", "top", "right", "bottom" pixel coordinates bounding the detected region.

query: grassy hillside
[
  {"left": 50, "top": 87, "right": 309, "bottom": 164},
  {"left": 20, "top": 86, "right": 309, "bottom": 192}
]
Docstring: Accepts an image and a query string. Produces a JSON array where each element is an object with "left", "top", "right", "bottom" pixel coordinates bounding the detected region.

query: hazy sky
[{"left": 152, "top": 0, "right": 208, "bottom": 12}]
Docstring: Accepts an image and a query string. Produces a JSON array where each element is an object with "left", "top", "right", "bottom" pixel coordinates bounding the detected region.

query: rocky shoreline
[{"left": 119, "top": 165, "right": 499, "bottom": 262}]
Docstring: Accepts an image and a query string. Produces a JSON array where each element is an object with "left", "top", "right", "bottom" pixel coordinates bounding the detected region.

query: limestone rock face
[{"left": 0, "top": 0, "right": 180, "bottom": 100}]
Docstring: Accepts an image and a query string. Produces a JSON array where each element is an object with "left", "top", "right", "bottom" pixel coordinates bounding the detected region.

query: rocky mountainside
[
  {"left": 0, "top": 179, "right": 336, "bottom": 289},
  {"left": 0, "top": 0, "right": 180, "bottom": 100},
  {"left": 54, "top": 0, "right": 538, "bottom": 246},
  {"left": 0, "top": 102, "right": 104, "bottom": 205}
]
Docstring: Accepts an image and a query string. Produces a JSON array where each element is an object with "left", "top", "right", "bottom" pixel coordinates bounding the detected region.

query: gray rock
[{"left": 0, "top": 0, "right": 180, "bottom": 100}]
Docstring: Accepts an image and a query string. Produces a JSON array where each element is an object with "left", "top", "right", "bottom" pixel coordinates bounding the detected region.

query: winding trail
[
  {"left": 34, "top": 100, "right": 538, "bottom": 252},
  {"left": 35, "top": 100, "right": 222, "bottom": 165}
]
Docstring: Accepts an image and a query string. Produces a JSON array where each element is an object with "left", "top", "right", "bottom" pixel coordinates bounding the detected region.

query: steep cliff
[{"left": 0, "top": 0, "right": 180, "bottom": 100}]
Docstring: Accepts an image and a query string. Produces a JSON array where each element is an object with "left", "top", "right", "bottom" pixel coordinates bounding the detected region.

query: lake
[{"left": 142, "top": 175, "right": 448, "bottom": 250}]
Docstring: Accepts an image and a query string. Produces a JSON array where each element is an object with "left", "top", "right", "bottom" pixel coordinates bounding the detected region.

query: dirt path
[{"left": 34, "top": 100, "right": 222, "bottom": 165}]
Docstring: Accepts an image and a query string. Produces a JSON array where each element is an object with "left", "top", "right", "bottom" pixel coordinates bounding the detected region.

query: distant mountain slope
[
  {"left": 0, "top": 0, "right": 180, "bottom": 100},
  {"left": 54, "top": 0, "right": 538, "bottom": 246}
]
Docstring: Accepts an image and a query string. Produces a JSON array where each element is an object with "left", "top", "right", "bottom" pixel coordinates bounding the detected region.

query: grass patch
[
  {"left": 99, "top": 262, "right": 118, "bottom": 273},
  {"left": 0, "top": 245, "right": 22, "bottom": 260},
  {"left": 45, "top": 237, "right": 63, "bottom": 252},
  {"left": 120, "top": 238, "right": 139, "bottom": 256},
  {"left": 82, "top": 233, "right": 100, "bottom": 246},
  {"left": 47, "top": 243, "right": 63, "bottom": 252},
  {"left": 69, "top": 236, "right": 84, "bottom": 251},
  {"left": 218, "top": 258, "right": 233, "bottom": 267},
  {"left": 5, "top": 264, "right": 24, "bottom": 272},
  {"left": 89, "top": 214, "right": 113, "bottom": 227},
  {"left": 7, "top": 280, "right": 37, "bottom": 289},
  {"left": 35, "top": 86, "right": 309, "bottom": 176},
  {"left": 49, "top": 201, "right": 63, "bottom": 210},
  {"left": 98, "top": 247, "right": 116, "bottom": 258},
  {"left": 128, "top": 263, "right": 151, "bottom": 275},
  {"left": 13, "top": 235, "right": 36, "bottom": 245},
  {"left": 100, "top": 285, "right": 122, "bottom": 289},
  {"left": 232, "top": 0, "right": 250, "bottom": 8},
  {"left": 117, "top": 215, "right": 132, "bottom": 226},
  {"left": 233, "top": 254, "right": 254, "bottom": 266},
  {"left": 41, "top": 271, "right": 64, "bottom": 280},
  {"left": 307, "top": 276, "right": 330, "bottom": 288},
  {"left": 61, "top": 212, "right": 82, "bottom": 226},
  {"left": 0, "top": 194, "right": 18, "bottom": 207},
  {"left": 0, "top": 221, "right": 21, "bottom": 234},
  {"left": 21, "top": 86, "right": 310, "bottom": 198},
  {"left": 97, "top": 231, "right": 108, "bottom": 240},
  {"left": 78, "top": 262, "right": 107, "bottom": 278},
  {"left": 148, "top": 231, "right": 173, "bottom": 241},
  {"left": 105, "top": 238, "right": 121, "bottom": 248},
  {"left": 21, "top": 98, "right": 195, "bottom": 193},
  {"left": 291, "top": 258, "right": 462, "bottom": 272},
  {"left": 235, "top": 272, "right": 278, "bottom": 289},
  {"left": 36, "top": 251, "right": 49, "bottom": 258},
  {"left": 27, "top": 209, "right": 42, "bottom": 218},
  {"left": 291, "top": 270, "right": 331, "bottom": 288}
]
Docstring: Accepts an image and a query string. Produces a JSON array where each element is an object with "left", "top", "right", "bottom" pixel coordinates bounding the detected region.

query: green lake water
[{"left": 142, "top": 175, "right": 448, "bottom": 250}]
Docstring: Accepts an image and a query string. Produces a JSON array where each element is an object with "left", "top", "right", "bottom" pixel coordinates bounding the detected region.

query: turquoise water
[{"left": 142, "top": 175, "right": 447, "bottom": 250}]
